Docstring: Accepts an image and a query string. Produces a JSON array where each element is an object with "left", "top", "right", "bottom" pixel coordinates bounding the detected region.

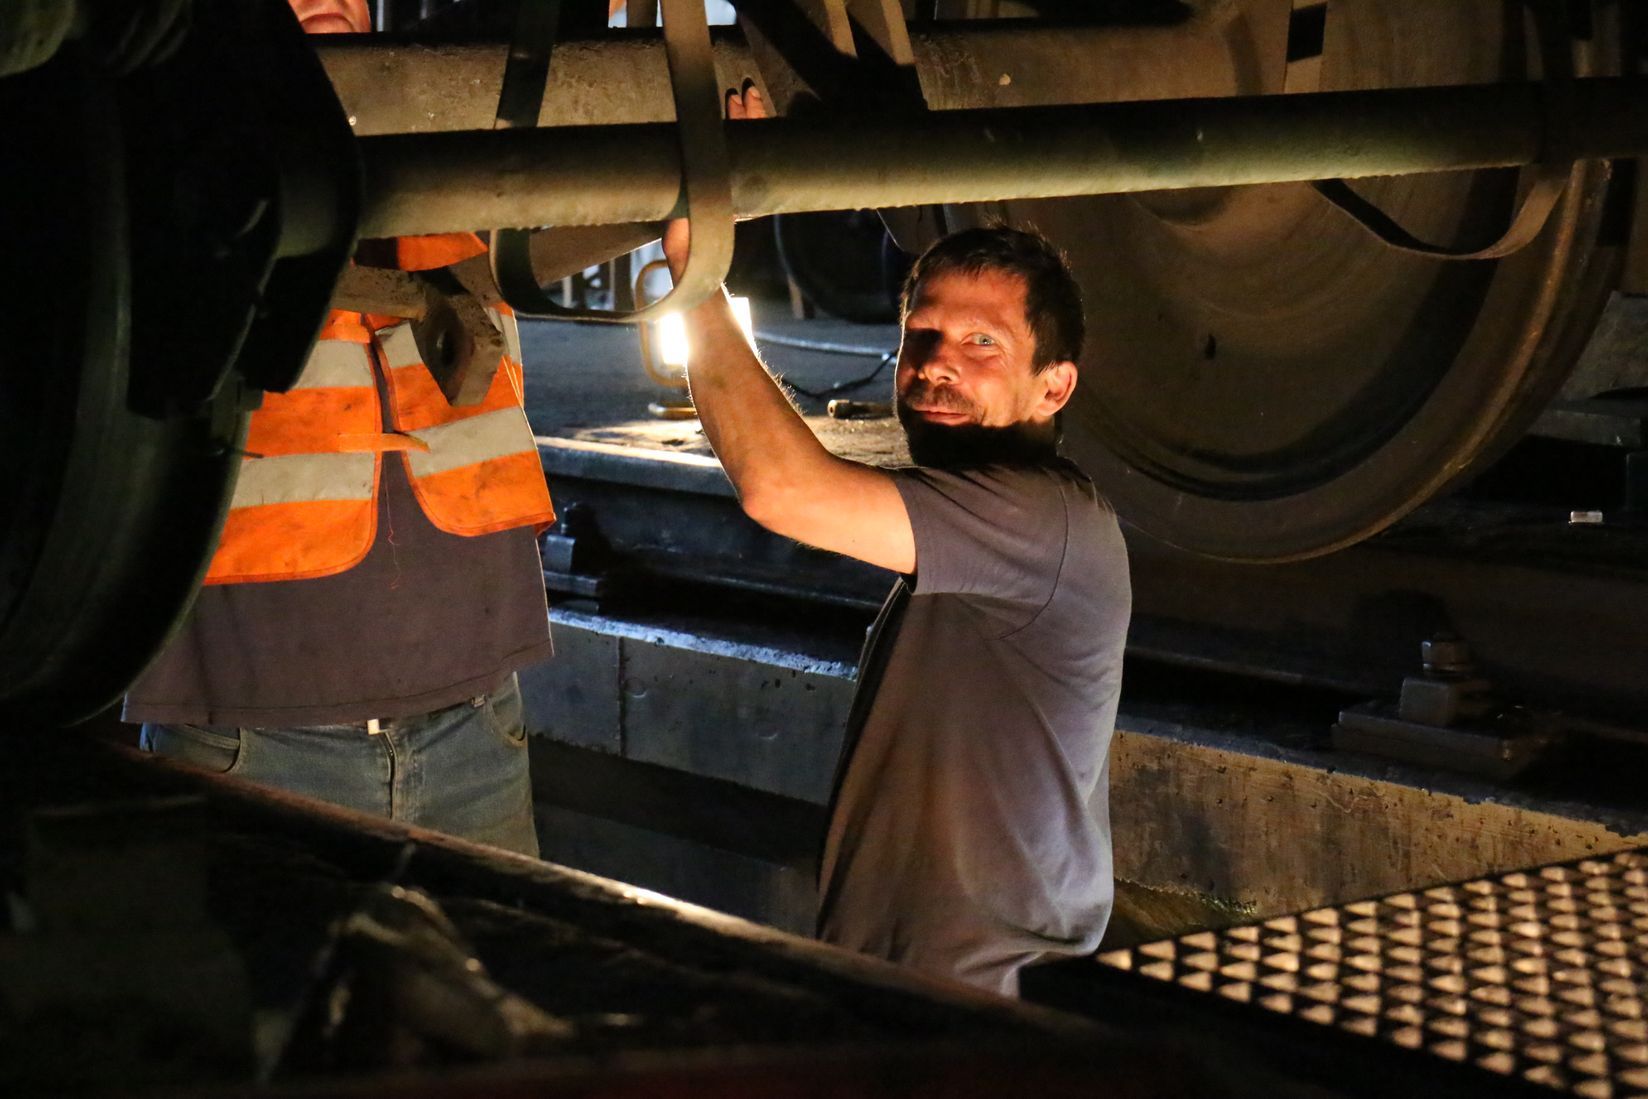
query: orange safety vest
[{"left": 205, "top": 234, "right": 555, "bottom": 585}]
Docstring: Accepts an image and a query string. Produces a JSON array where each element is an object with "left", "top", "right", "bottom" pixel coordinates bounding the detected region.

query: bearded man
[{"left": 668, "top": 166, "right": 1132, "bottom": 997}]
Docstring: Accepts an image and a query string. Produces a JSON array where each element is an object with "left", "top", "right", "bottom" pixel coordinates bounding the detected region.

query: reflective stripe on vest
[
  {"left": 232, "top": 452, "right": 377, "bottom": 507},
  {"left": 206, "top": 327, "right": 382, "bottom": 585},
  {"left": 204, "top": 301, "right": 554, "bottom": 584},
  {"left": 377, "top": 316, "right": 555, "bottom": 537}
]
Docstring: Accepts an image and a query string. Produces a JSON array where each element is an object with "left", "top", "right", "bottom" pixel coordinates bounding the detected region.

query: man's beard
[{"left": 895, "top": 383, "right": 1059, "bottom": 470}]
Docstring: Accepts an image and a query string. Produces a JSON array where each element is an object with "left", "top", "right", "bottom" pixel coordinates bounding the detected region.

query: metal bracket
[
  {"left": 1311, "top": 166, "right": 1571, "bottom": 262},
  {"left": 489, "top": 0, "right": 733, "bottom": 323},
  {"left": 844, "top": 0, "right": 914, "bottom": 68},
  {"left": 540, "top": 502, "right": 611, "bottom": 601},
  {"left": 330, "top": 265, "right": 503, "bottom": 407},
  {"left": 738, "top": 0, "right": 922, "bottom": 114},
  {"left": 735, "top": 2, "right": 933, "bottom": 259},
  {"left": 274, "top": 884, "right": 573, "bottom": 1075},
  {"left": 1332, "top": 635, "right": 1560, "bottom": 779},
  {"left": 1311, "top": 1, "right": 1574, "bottom": 261}
]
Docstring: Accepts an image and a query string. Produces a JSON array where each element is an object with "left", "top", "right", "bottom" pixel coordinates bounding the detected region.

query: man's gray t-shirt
[{"left": 816, "top": 461, "right": 1131, "bottom": 996}]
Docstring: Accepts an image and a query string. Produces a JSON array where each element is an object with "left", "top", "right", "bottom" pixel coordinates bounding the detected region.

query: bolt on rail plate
[{"left": 1098, "top": 850, "right": 1648, "bottom": 1097}]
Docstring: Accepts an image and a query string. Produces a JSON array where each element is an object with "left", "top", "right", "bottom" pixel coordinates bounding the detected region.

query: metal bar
[
  {"left": 358, "top": 77, "right": 1648, "bottom": 238},
  {"left": 316, "top": 21, "right": 1235, "bottom": 135}
]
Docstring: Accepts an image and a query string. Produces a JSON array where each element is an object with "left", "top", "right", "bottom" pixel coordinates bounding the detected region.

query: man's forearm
[
  {"left": 683, "top": 290, "right": 832, "bottom": 514},
  {"left": 675, "top": 276, "right": 915, "bottom": 574}
]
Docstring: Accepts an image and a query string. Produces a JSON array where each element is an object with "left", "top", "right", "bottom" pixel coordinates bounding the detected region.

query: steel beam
[
  {"left": 357, "top": 77, "right": 1648, "bottom": 238},
  {"left": 315, "top": 22, "right": 1237, "bottom": 135}
]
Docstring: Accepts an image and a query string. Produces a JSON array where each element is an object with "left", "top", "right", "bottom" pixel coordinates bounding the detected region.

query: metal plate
[
  {"left": 1097, "top": 848, "right": 1648, "bottom": 1097},
  {"left": 989, "top": 0, "right": 1624, "bottom": 560}
]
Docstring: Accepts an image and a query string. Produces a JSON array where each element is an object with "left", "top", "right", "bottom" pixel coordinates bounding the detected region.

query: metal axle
[{"left": 358, "top": 77, "right": 1648, "bottom": 238}]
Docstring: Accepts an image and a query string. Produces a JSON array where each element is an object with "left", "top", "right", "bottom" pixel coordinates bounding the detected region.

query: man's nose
[{"left": 915, "top": 341, "right": 960, "bottom": 384}]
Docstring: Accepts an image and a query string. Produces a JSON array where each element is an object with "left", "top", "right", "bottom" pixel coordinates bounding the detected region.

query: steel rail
[{"left": 357, "top": 77, "right": 1648, "bottom": 238}]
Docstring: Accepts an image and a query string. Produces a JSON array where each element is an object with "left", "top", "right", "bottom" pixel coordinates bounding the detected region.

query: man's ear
[{"left": 1034, "top": 361, "right": 1078, "bottom": 418}]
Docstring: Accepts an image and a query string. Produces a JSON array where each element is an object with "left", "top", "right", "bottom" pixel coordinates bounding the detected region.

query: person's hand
[
  {"left": 729, "top": 82, "right": 768, "bottom": 122},
  {"left": 660, "top": 209, "right": 691, "bottom": 283},
  {"left": 290, "top": 0, "right": 371, "bottom": 33},
  {"left": 662, "top": 84, "right": 769, "bottom": 281}
]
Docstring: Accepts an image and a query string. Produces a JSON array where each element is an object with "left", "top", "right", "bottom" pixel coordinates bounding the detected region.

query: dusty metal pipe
[
  {"left": 358, "top": 77, "right": 1648, "bottom": 238},
  {"left": 317, "top": 22, "right": 1237, "bottom": 135}
]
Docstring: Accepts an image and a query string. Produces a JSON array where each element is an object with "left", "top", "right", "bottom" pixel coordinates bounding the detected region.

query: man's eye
[
  {"left": 970, "top": 334, "right": 996, "bottom": 347},
  {"left": 904, "top": 331, "right": 940, "bottom": 357}
]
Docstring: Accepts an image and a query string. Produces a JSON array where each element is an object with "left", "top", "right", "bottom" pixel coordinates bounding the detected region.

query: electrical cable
[
  {"left": 752, "top": 330, "right": 892, "bottom": 357},
  {"left": 775, "top": 349, "right": 897, "bottom": 400},
  {"left": 750, "top": 329, "right": 897, "bottom": 399}
]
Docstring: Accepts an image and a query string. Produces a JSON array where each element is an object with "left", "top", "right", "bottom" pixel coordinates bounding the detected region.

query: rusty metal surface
[
  {"left": 1120, "top": 508, "right": 1648, "bottom": 725},
  {"left": 0, "top": 733, "right": 1335, "bottom": 1096},
  {"left": 0, "top": 736, "right": 1085, "bottom": 1071},
  {"left": 991, "top": 0, "right": 1632, "bottom": 562},
  {"left": 330, "top": 265, "right": 428, "bottom": 316},
  {"left": 314, "top": 22, "right": 1235, "bottom": 135},
  {"left": 1095, "top": 849, "right": 1648, "bottom": 1097},
  {"left": 355, "top": 78, "right": 1648, "bottom": 238},
  {"left": 317, "top": 30, "right": 765, "bottom": 134}
]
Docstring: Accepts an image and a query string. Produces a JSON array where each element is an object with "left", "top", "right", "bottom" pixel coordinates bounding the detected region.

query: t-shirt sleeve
[{"left": 893, "top": 465, "right": 1071, "bottom": 634}]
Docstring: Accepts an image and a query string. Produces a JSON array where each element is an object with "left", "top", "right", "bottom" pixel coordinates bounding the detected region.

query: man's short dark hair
[{"left": 900, "top": 225, "right": 1084, "bottom": 372}]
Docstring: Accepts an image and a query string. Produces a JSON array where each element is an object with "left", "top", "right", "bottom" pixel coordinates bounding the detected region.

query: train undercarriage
[{"left": 4, "top": 0, "right": 1648, "bottom": 1094}]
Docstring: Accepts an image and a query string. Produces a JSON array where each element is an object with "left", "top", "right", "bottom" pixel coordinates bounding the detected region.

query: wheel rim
[{"left": 989, "top": 0, "right": 1623, "bottom": 560}]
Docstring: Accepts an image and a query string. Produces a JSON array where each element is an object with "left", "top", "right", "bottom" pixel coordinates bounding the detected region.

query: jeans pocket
[
  {"left": 144, "top": 723, "right": 246, "bottom": 775},
  {"left": 483, "top": 676, "right": 528, "bottom": 748}
]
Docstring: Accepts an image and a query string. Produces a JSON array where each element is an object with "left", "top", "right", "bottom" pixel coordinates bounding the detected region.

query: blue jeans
[{"left": 141, "top": 674, "right": 538, "bottom": 856}]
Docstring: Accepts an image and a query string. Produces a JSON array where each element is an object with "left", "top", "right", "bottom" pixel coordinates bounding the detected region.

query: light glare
[
  {"left": 730, "top": 295, "right": 754, "bottom": 343},
  {"left": 658, "top": 312, "right": 689, "bottom": 368},
  {"left": 655, "top": 296, "right": 754, "bottom": 370}
]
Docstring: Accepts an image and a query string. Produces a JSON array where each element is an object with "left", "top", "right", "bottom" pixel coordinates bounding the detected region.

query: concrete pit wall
[{"left": 522, "top": 608, "right": 1648, "bottom": 942}]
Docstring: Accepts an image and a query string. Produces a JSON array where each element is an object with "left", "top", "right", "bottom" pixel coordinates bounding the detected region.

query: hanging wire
[
  {"left": 754, "top": 331, "right": 890, "bottom": 357},
  {"left": 774, "top": 348, "right": 897, "bottom": 400}
]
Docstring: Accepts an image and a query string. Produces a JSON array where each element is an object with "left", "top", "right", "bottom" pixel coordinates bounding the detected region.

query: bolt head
[{"left": 1421, "top": 636, "right": 1473, "bottom": 675}]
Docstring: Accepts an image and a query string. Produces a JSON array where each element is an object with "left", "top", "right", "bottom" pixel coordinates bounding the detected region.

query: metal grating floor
[{"left": 1096, "top": 850, "right": 1648, "bottom": 1098}]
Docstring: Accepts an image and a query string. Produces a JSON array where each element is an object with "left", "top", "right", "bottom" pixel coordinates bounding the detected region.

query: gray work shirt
[{"left": 816, "top": 461, "right": 1131, "bottom": 996}]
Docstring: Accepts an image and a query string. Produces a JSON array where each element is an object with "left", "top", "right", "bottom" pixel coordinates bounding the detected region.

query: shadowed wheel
[
  {"left": 0, "top": 52, "right": 244, "bottom": 726},
  {"left": 0, "top": 1, "right": 356, "bottom": 725},
  {"left": 975, "top": 0, "right": 1627, "bottom": 561},
  {"left": 774, "top": 210, "right": 908, "bottom": 323}
]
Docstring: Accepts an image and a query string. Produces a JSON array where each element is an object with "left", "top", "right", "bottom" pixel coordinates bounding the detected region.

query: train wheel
[
  {"left": 774, "top": 210, "right": 907, "bottom": 324},
  {"left": 978, "top": 0, "right": 1626, "bottom": 560},
  {"left": 0, "top": 53, "right": 243, "bottom": 725}
]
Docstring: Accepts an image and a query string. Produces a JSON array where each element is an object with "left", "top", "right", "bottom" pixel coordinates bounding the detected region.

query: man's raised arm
[{"left": 663, "top": 90, "right": 914, "bottom": 575}]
